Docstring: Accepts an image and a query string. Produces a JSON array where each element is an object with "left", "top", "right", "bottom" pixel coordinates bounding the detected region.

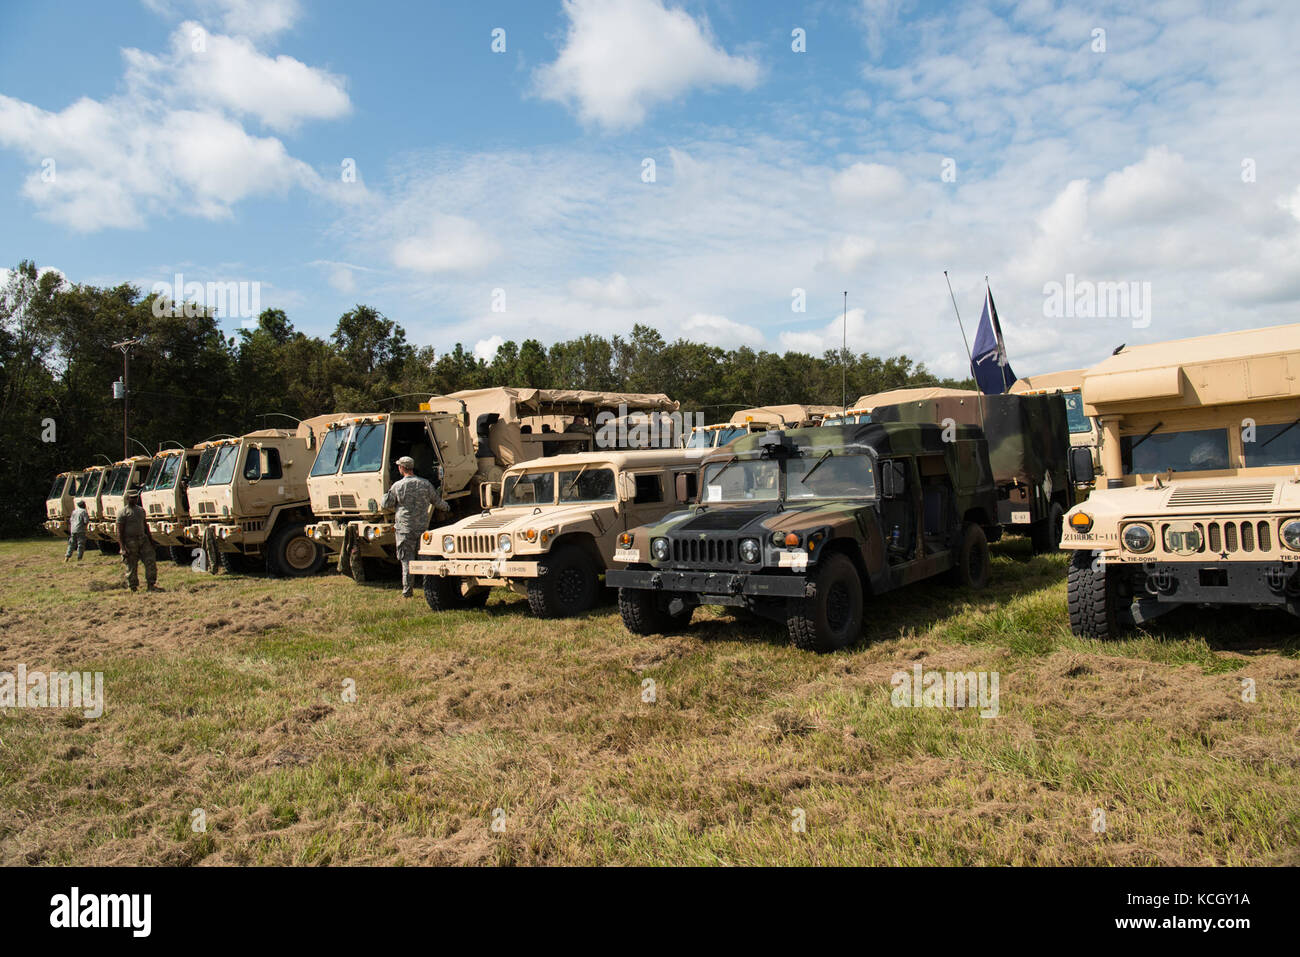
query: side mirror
[
  {"left": 1069, "top": 446, "right": 1095, "bottom": 485},
  {"left": 881, "top": 460, "right": 906, "bottom": 498},
  {"left": 479, "top": 482, "right": 498, "bottom": 510},
  {"left": 675, "top": 472, "right": 691, "bottom": 503}
]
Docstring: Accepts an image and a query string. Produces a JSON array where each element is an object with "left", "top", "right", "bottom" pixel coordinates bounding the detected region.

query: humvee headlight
[
  {"left": 1121, "top": 523, "right": 1154, "bottom": 553},
  {"left": 1068, "top": 511, "right": 1093, "bottom": 534},
  {"left": 1280, "top": 519, "right": 1300, "bottom": 551},
  {"left": 497, "top": 534, "right": 512, "bottom": 553},
  {"left": 651, "top": 537, "right": 670, "bottom": 562},
  {"left": 442, "top": 535, "right": 455, "bottom": 553},
  {"left": 739, "top": 538, "right": 760, "bottom": 564}
]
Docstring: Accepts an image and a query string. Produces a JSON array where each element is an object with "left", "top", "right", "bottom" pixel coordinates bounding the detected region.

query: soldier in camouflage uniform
[
  {"left": 117, "top": 486, "right": 161, "bottom": 592},
  {"left": 382, "top": 455, "right": 450, "bottom": 597},
  {"left": 65, "top": 500, "right": 89, "bottom": 562}
]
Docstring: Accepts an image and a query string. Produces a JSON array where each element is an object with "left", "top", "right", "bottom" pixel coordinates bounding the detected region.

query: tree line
[{"left": 0, "top": 259, "right": 967, "bottom": 536}]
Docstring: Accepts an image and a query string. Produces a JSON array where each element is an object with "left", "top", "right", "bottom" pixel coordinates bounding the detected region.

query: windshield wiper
[
  {"left": 1260, "top": 416, "right": 1300, "bottom": 449},
  {"left": 563, "top": 465, "right": 589, "bottom": 495},
  {"left": 800, "top": 449, "right": 833, "bottom": 484},
  {"left": 1128, "top": 421, "right": 1163, "bottom": 452}
]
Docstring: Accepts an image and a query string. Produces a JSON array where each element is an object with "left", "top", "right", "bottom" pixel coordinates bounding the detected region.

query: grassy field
[{"left": 0, "top": 535, "right": 1296, "bottom": 866}]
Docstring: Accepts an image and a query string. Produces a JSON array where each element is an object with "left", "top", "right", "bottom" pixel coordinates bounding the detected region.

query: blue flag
[{"left": 970, "top": 285, "right": 1016, "bottom": 394}]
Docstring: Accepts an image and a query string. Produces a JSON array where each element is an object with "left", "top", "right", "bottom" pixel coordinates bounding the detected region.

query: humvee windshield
[
  {"left": 343, "top": 423, "right": 385, "bottom": 474},
  {"left": 686, "top": 427, "right": 744, "bottom": 449},
  {"left": 107, "top": 466, "right": 131, "bottom": 496},
  {"left": 1122, "top": 427, "right": 1230, "bottom": 474},
  {"left": 189, "top": 447, "right": 218, "bottom": 488},
  {"left": 501, "top": 467, "right": 617, "bottom": 506},
  {"left": 701, "top": 449, "right": 876, "bottom": 503},
  {"left": 311, "top": 426, "right": 350, "bottom": 477},
  {"left": 47, "top": 475, "right": 67, "bottom": 499},
  {"left": 206, "top": 445, "right": 240, "bottom": 486},
  {"left": 1242, "top": 420, "right": 1300, "bottom": 467},
  {"left": 155, "top": 454, "right": 183, "bottom": 490}
]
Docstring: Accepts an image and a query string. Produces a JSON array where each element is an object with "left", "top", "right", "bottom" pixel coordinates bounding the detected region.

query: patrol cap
[{"left": 394, "top": 456, "right": 415, "bottom": 470}]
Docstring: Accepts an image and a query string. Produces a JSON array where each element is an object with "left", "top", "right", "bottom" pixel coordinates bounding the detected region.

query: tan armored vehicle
[
  {"left": 1010, "top": 369, "right": 1101, "bottom": 475},
  {"left": 1061, "top": 322, "right": 1300, "bottom": 636},
  {"left": 183, "top": 414, "right": 348, "bottom": 576},
  {"left": 410, "top": 447, "right": 708, "bottom": 617},
  {"left": 683, "top": 405, "right": 838, "bottom": 449},
  {"left": 43, "top": 469, "right": 87, "bottom": 538},
  {"left": 76, "top": 464, "right": 113, "bottom": 549},
  {"left": 141, "top": 445, "right": 204, "bottom": 564},
  {"left": 306, "top": 387, "right": 680, "bottom": 581},
  {"left": 93, "top": 456, "right": 153, "bottom": 549}
]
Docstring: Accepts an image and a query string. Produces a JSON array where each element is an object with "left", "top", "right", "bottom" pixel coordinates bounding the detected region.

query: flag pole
[
  {"left": 841, "top": 291, "right": 848, "bottom": 414},
  {"left": 944, "top": 270, "right": 984, "bottom": 426}
]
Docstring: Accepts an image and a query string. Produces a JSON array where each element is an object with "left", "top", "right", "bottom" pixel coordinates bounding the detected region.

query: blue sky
[{"left": 2, "top": 0, "right": 1298, "bottom": 379}]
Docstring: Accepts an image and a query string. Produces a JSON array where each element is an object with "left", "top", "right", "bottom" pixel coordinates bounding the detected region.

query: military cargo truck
[
  {"left": 76, "top": 464, "right": 113, "bottom": 549},
  {"left": 306, "top": 388, "right": 680, "bottom": 581},
  {"left": 93, "top": 456, "right": 153, "bottom": 551},
  {"left": 1061, "top": 323, "right": 1300, "bottom": 637},
  {"left": 141, "top": 446, "right": 204, "bottom": 564},
  {"left": 43, "top": 469, "right": 86, "bottom": 538},
  {"left": 411, "top": 447, "right": 708, "bottom": 617},
  {"left": 826, "top": 387, "right": 1079, "bottom": 552},
  {"left": 183, "top": 414, "right": 348, "bottom": 576},
  {"left": 683, "top": 405, "right": 839, "bottom": 449},
  {"left": 1010, "top": 369, "right": 1100, "bottom": 476},
  {"left": 609, "top": 423, "right": 999, "bottom": 651}
]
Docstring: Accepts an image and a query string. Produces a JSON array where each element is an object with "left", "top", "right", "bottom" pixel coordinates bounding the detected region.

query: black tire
[
  {"left": 170, "top": 545, "right": 191, "bottom": 565},
  {"left": 219, "top": 549, "right": 247, "bottom": 574},
  {"left": 99, "top": 541, "right": 121, "bottom": 556},
  {"left": 85, "top": 539, "right": 101, "bottom": 553},
  {"left": 526, "top": 544, "right": 599, "bottom": 618},
  {"left": 946, "top": 522, "right": 991, "bottom": 589},
  {"left": 1067, "top": 550, "right": 1122, "bottom": 639},
  {"left": 266, "top": 523, "right": 326, "bottom": 578},
  {"left": 1032, "top": 503, "right": 1065, "bottom": 554},
  {"left": 422, "top": 574, "right": 484, "bottom": 611},
  {"left": 786, "top": 552, "right": 864, "bottom": 652},
  {"left": 618, "top": 587, "right": 693, "bottom": 635}
]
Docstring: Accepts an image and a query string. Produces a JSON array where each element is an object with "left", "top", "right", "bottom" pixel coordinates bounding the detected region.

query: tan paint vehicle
[
  {"left": 1061, "top": 322, "right": 1300, "bottom": 637},
  {"left": 306, "top": 387, "right": 680, "bottom": 581},
  {"left": 141, "top": 446, "right": 204, "bottom": 564},
  {"left": 411, "top": 447, "right": 708, "bottom": 617},
  {"left": 76, "top": 464, "right": 114, "bottom": 549},
  {"left": 683, "top": 405, "right": 839, "bottom": 448},
  {"left": 1010, "top": 368, "right": 1101, "bottom": 477},
  {"left": 183, "top": 415, "right": 350, "bottom": 576},
  {"left": 93, "top": 456, "right": 153, "bottom": 547},
  {"left": 43, "top": 469, "right": 88, "bottom": 538}
]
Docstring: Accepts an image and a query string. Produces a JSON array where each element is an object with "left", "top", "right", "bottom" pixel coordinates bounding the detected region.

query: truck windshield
[
  {"left": 1122, "top": 427, "right": 1230, "bottom": 474},
  {"left": 558, "top": 468, "right": 616, "bottom": 503},
  {"left": 47, "top": 475, "right": 66, "bottom": 499},
  {"left": 206, "top": 445, "right": 240, "bottom": 486},
  {"left": 1063, "top": 392, "right": 1092, "bottom": 434},
  {"left": 189, "top": 447, "right": 217, "bottom": 488},
  {"left": 343, "top": 423, "right": 386, "bottom": 473},
  {"left": 311, "top": 426, "right": 350, "bottom": 477},
  {"left": 702, "top": 450, "right": 876, "bottom": 502},
  {"left": 107, "top": 466, "right": 130, "bottom": 496},
  {"left": 156, "top": 455, "right": 182, "bottom": 490},
  {"left": 701, "top": 459, "right": 781, "bottom": 502},
  {"left": 503, "top": 471, "right": 557, "bottom": 506},
  {"left": 70, "top": 474, "right": 89, "bottom": 496},
  {"left": 1243, "top": 420, "right": 1300, "bottom": 468},
  {"left": 143, "top": 458, "right": 165, "bottom": 490}
]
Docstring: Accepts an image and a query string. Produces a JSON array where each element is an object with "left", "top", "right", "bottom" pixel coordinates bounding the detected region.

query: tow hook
[
  {"left": 803, "top": 581, "right": 816, "bottom": 598},
  {"left": 727, "top": 575, "right": 743, "bottom": 595},
  {"left": 1264, "top": 566, "right": 1289, "bottom": 594},
  {"left": 650, "top": 573, "right": 663, "bottom": 590},
  {"left": 1146, "top": 569, "right": 1176, "bottom": 595}
]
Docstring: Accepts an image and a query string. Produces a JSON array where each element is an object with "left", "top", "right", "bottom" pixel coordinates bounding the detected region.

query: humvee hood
[
  {"left": 1086, "top": 476, "right": 1300, "bottom": 516},
  {"left": 458, "top": 502, "right": 610, "bottom": 534},
  {"left": 676, "top": 501, "right": 852, "bottom": 534}
]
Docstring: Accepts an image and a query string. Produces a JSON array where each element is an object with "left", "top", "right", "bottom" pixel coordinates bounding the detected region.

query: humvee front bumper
[
  {"left": 1132, "top": 560, "right": 1300, "bottom": 607},
  {"left": 409, "top": 557, "right": 540, "bottom": 581},
  {"left": 606, "top": 566, "right": 811, "bottom": 600}
]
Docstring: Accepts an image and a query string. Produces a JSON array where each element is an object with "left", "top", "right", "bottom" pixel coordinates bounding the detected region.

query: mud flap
[{"left": 202, "top": 526, "right": 220, "bottom": 575}]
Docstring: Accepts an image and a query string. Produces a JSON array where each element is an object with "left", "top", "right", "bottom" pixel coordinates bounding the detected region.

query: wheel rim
[
  {"left": 284, "top": 535, "right": 318, "bottom": 571},
  {"left": 556, "top": 566, "right": 586, "bottom": 607},
  {"left": 826, "top": 580, "right": 851, "bottom": 633}
]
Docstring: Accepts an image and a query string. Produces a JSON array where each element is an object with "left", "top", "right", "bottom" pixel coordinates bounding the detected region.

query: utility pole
[
  {"left": 842, "top": 291, "right": 848, "bottom": 414},
  {"left": 111, "top": 338, "right": 142, "bottom": 460}
]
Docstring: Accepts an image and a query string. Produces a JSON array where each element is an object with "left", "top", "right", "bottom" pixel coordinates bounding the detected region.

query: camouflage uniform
[
  {"left": 382, "top": 473, "right": 448, "bottom": 595},
  {"left": 65, "top": 505, "right": 89, "bottom": 561},
  {"left": 116, "top": 501, "right": 158, "bottom": 591}
]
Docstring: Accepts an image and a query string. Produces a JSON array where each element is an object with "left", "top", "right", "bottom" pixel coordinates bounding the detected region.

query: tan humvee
[
  {"left": 182, "top": 414, "right": 350, "bottom": 576},
  {"left": 92, "top": 456, "right": 153, "bottom": 548},
  {"left": 1010, "top": 368, "right": 1101, "bottom": 475},
  {"left": 1061, "top": 322, "right": 1300, "bottom": 637},
  {"left": 141, "top": 446, "right": 205, "bottom": 564},
  {"left": 683, "top": 404, "right": 838, "bottom": 448},
  {"left": 410, "top": 447, "right": 708, "bottom": 617},
  {"left": 306, "top": 387, "right": 680, "bottom": 581},
  {"left": 43, "top": 469, "right": 87, "bottom": 538}
]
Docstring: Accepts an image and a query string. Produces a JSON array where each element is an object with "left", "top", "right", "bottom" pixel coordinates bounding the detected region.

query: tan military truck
[
  {"left": 1061, "top": 322, "right": 1300, "bottom": 637},
  {"left": 1010, "top": 368, "right": 1101, "bottom": 477},
  {"left": 410, "top": 447, "right": 708, "bottom": 617},
  {"left": 43, "top": 469, "right": 87, "bottom": 538},
  {"left": 683, "top": 405, "right": 839, "bottom": 449},
  {"left": 141, "top": 445, "right": 204, "bottom": 564},
  {"left": 306, "top": 387, "right": 680, "bottom": 581},
  {"left": 93, "top": 456, "right": 153, "bottom": 550},
  {"left": 76, "top": 464, "right": 113, "bottom": 550},
  {"left": 183, "top": 414, "right": 348, "bottom": 576}
]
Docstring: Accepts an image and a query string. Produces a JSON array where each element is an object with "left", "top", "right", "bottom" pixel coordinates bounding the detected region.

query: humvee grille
[
  {"left": 454, "top": 534, "right": 503, "bottom": 555},
  {"left": 1167, "top": 484, "right": 1276, "bottom": 507},
  {"left": 1203, "top": 519, "right": 1275, "bottom": 555},
  {"left": 669, "top": 536, "right": 736, "bottom": 567}
]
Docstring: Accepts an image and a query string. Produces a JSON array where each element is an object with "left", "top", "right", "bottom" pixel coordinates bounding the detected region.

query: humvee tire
[
  {"left": 266, "top": 523, "right": 325, "bottom": 578},
  {"left": 1067, "top": 550, "right": 1121, "bottom": 639},
  {"left": 423, "top": 574, "right": 489, "bottom": 611},
  {"left": 786, "top": 552, "right": 864, "bottom": 652},
  {"left": 618, "top": 587, "right": 693, "bottom": 634},
  {"left": 946, "top": 522, "right": 991, "bottom": 589},
  {"left": 527, "top": 544, "right": 598, "bottom": 618},
  {"left": 170, "top": 545, "right": 190, "bottom": 565},
  {"left": 99, "top": 541, "right": 121, "bottom": 555},
  {"left": 1031, "top": 503, "right": 1065, "bottom": 554}
]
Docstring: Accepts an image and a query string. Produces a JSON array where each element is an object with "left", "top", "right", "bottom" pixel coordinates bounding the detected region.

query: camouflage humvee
[
  {"left": 43, "top": 469, "right": 87, "bottom": 538},
  {"left": 306, "top": 387, "right": 680, "bottom": 581},
  {"left": 410, "top": 447, "right": 707, "bottom": 617},
  {"left": 608, "top": 423, "right": 999, "bottom": 651},
  {"left": 683, "top": 404, "right": 839, "bottom": 449},
  {"left": 93, "top": 456, "right": 153, "bottom": 550},
  {"left": 183, "top": 415, "right": 349, "bottom": 576},
  {"left": 1061, "top": 322, "right": 1300, "bottom": 636},
  {"left": 141, "top": 446, "right": 204, "bottom": 564}
]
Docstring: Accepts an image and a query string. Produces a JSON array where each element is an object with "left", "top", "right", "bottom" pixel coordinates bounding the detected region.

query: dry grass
[{"left": 1, "top": 536, "right": 1297, "bottom": 865}]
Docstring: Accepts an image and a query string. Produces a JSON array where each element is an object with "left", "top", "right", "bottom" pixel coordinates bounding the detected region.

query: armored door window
[
  {"left": 261, "top": 448, "right": 283, "bottom": 480},
  {"left": 632, "top": 473, "right": 663, "bottom": 504},
  {"left": 243, "top": 449, "right": 261, "bottom": 480}
]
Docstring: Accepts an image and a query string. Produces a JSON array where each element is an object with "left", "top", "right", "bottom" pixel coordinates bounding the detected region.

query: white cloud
[
  {"left": 144, "top": 0, "right": 301, "bottom": 38},
  {"left": 567, "top": 272, "right": 657, "bottom": 308},
  {"left": 824, "top": 235, "right": 877, "bottom": 273},
  {"left": 328, "top": 264, "right": 356, "bottom": 294},
  {"left": 391, "top": 215, "right": 500, "bottom": 274},
  {"left": 830, "top": 162, "right": 906, "bottom": 202},
  {"left": 680, "top": 313, "right": 763, "bottom": 348},
  {"left": 534, "top": 0, "right": 761, "bottom": 130},
  {"left": 474, "top": 335, "right": 505, "bottom": 362}
]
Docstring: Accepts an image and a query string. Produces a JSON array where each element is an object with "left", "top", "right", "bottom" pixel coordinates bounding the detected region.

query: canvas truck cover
[
  {"left": 868, "top": 391, "right": 1070, "bottom": 491},
  {"left": 728, "top": 404, "right": 841, "bottom": 427},
  {"left": 1010, "top": 369, "right": 1086, "bottom": 394},
  {"left": 850, "top": 386, "right": 975, "bottom": 410}
]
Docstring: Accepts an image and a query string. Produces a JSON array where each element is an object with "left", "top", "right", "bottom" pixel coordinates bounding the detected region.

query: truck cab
[
  {"left": 609, "top": 423, "right": 999, "bottom": 651},
  {"left": 411, "top": 447, "right": 707, "bottom": 617},
  {"left": 94, "top": 456, "right": 153, "bottom": 545},
  {"left": 1010, "top": 369, "right": 1101, "bottom": 479},
  {"left": 141, "top": 446, "right": 204, "bottom": 562},
  {"left": 43, "top": 470, "right": 85, "bottom": 537},
  {"left": 1061, "top": 322, "right": 1300, "bottom": 636}
]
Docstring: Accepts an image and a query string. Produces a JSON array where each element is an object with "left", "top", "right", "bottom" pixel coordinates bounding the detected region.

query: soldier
[
  {"left": 117, "top": 486, "right": 161, "bottom": 593},
  {"left": 65, "top": 500, "right": 89, "bottom": 562},
  {"left": 382, "top": 455, "right": 450, "bottom": 597}
]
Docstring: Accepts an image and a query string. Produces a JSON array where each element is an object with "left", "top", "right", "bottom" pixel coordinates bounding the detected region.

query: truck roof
[
  {"left": 1009, "top": 369, "right": 1085, "bottom": 394},
  {"left": 719, "top": 421, "right": 984, "bottom": 459},
  {"left": 505, "top": 447, "right": 710, "bottom": 473},
  {"left": 728, "top": 404, "right": 840, "bottom": 426},
  {"left": 431, "top": 387, "right": 679, "bottom": 419},
  {"left": 1081, "top": 321, "right": 1300, "bottom": 414},
  {"left": 850, "top": 386, "right": 977, "bottom": 410}
]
